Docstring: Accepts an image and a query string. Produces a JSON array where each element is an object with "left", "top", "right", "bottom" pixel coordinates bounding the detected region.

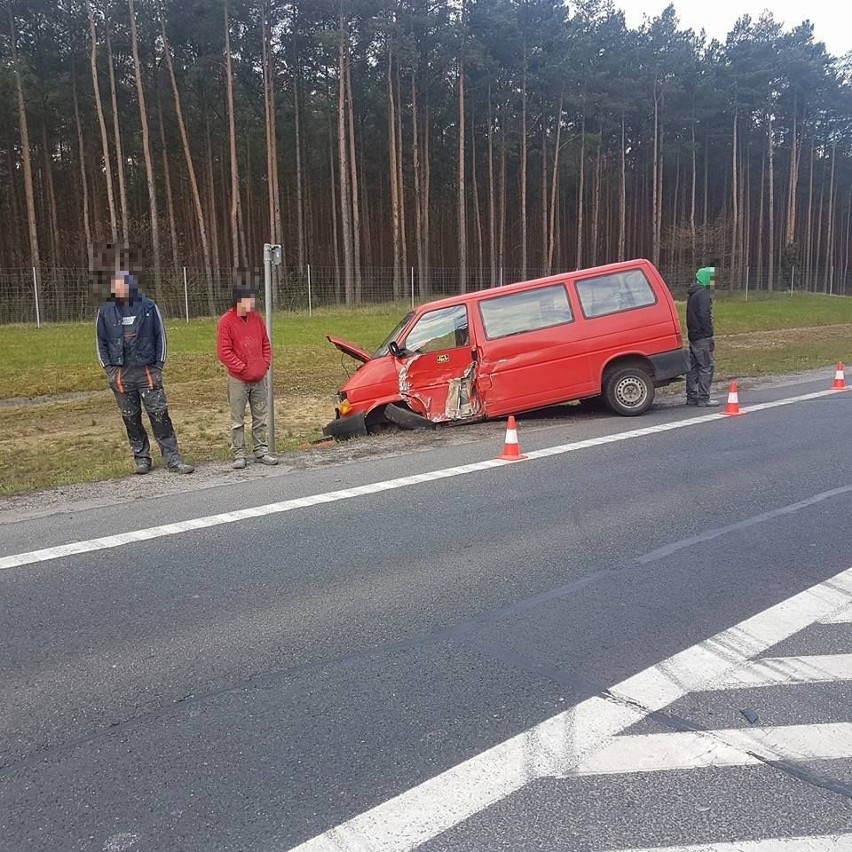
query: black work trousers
[
  {"left": 686, "top": 337, "right": 715, "bottom": 403},
  {"left": 107, "top": 365, "right": 182, "bottom": 467}
]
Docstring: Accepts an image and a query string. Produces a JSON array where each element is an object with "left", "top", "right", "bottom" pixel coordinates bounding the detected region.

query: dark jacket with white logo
[
  {"left": 96, "top": 293, "right": 167, "bottom": 368},
  {"left": 685, "top": 284, "right": 714, "bottom": 343}
]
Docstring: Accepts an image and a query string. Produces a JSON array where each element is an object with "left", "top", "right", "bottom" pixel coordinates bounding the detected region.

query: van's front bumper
[{"left": 322, "top": 411, "right": 368, "bottom": 440}]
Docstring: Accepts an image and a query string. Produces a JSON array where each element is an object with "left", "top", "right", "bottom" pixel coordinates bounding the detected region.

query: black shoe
[
  {"left": 697, "top": 399, "right": 721, "bottom": 407},
  {"left": 135, "top": 460, "right": 152, "bottom": 475},
  {"left": 168, "top": 461, "right": 195, "bottom": 474}
]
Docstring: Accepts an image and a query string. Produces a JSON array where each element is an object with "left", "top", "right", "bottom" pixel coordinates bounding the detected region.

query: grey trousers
[
  {"left": 228, "top": 374, "right": 269, "bottom": 458},
  {"left": 108, "top": 365, "right": 183, "bottom": 467},
  {"left": 686, "top": 337, "right": 715, "bottom": 402}
]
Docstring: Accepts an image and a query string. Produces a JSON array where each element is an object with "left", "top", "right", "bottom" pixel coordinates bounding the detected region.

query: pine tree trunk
[
  {"left": 338, "top": 16, "right": 354, "bottom": 305},
  {"left": 547, "top": 94, "right": 563, "bottom": 274},
  {"left": 785, "top": 97, "right": 799, "bottom": 247},
  {"left": 805, "top": 143, "right": 815, "bottom": 284},
  {"left": 767, "top": 113, "right": 775, "bottom": 291},
  {"left": 157, "top": 92, "right": 179, "bottom": 269},
  {"left": 346, "top": 57, "right": 362, "bottom": 301},
  {"left": 160, "top": 12, "right": 214, "bottom": 308},
  {"left": 328, "top": 110, "right": 341, "bottom": 300},
  {"left": 396, "top": 62, "right": 408, "bottom": 288},
  {"left": 85, "top": 0, "right": 118, "bottom": 245},
  {"left": 387, "top": 51, "right": 402, "bottom": 297},
  {"left": 576, "top": 114, "right": 586, "bottom": 268},
  {"left": 499, "top": 123, "right": 506, "bottom": 280},
  {"left": 224, "top": 2, "right": 245, "bottom": 270},
  {"left": 731, "top": 109, "right": 739, "bottom": 281},
  {"left": 128, "top": 0, "right": 161, "bottom": 297},
  {"left": 591, "top": 139, "right": 602, "bottom": 267},
  {"left": 42, "top": 122, "right": 61, "bottom": 268},
  {"left": 205, "top": 112, "right": 220, "bottom": 273},
  {"left": 690, "top": 114, "right": 696, "bottom": 269},
  {"left": 293, "top": 25, "right": 306, "bottom": 268},
  {"left": 472, "top": 104, "right": 483, "bottom": 286},
  {"left": 541, "top": 125, "right": 547, "bottom": 272},
  {"left": 10, "top": 11, "right": 42, "bottom": 293},
  {"left": 618, "top": 113, "right": 626, "bottom": 261},
  {"left": 412, "top": 69, "right": 426, "bottom": 297},
  {"left": 520, "top": 54, "right": 527, "bottom": 279},
  {"left": 826, "top": 141, "right": 837, "bottom": 293},
  {"left": 72, "top": 67, "right": 93, "bottom": 259},
  {"left": 106, "top": 20, "right": 129, "bottom": 244},
  {"left": 487, "top": 82, "right": 496, "bottom": 286},
  {"left": 457, "top": 52, "right": 467, "bottom": 293}
]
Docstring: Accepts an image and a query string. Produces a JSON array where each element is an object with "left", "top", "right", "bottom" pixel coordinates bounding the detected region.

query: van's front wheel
[{"left": 604, "top": 366, "right": 655, "bottom": 416}]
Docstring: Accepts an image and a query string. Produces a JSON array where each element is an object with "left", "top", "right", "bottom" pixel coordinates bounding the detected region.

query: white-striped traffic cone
[
  {"left": 833, "top": 362, "right": 847, "bottom": 391},
  {"left": 723, "top": 382, "right": 744, "bottom": 416},
  {"left": 497, "top": 415, "right": 528, "bottom": 461}
]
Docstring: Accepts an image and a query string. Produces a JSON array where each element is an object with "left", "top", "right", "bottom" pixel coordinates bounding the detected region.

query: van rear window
[
  {"left": 479, "top": 284, "right": 573, "bottom": 340},
  {"left": 575, "top": 269, "right": 657, "bottom": 318}
]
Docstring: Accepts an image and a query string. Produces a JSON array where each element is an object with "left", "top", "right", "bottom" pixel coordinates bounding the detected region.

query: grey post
[{"left": 263, "top": 243, "right": 283, "bottom": 450}]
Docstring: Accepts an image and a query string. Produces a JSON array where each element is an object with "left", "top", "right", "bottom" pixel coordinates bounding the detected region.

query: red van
[{"left": 322, "top": 259, "right": 688, "bottom": 438}]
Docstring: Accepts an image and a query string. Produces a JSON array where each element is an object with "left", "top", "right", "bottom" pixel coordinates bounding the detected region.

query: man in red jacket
[{"left": 216, "top": 286, "right": 278, "bottom": 469}]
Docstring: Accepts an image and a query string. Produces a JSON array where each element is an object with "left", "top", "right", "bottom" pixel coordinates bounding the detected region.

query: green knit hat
[{"left": 696, "top": 266, "right": 715, "bottom": 287}]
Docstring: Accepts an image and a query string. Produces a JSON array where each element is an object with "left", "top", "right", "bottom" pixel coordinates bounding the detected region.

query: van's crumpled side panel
[{"left": 396, "top": 355, "right": 480, "bottom": 422}]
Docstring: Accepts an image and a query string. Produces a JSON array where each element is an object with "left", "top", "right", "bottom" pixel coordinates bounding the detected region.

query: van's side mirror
[{"left": 388, "top": 340, "right": 403, "bottom": 357}]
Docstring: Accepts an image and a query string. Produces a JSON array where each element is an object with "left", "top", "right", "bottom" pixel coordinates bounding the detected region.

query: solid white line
[
  {"left": 284, "top": 565, "right": 852, "bottom": 852},
  {"left": 714, "top": 654, "right": 852, "bottom": 688},
  {"left": 0, "top": 387, "right": 842, "bottom": 573},
  {"left": 607, "top": 833, "right": 852, "bottom": 851},
  {"left": 570, "top": 722, "right": 852, "bottom": 775}
]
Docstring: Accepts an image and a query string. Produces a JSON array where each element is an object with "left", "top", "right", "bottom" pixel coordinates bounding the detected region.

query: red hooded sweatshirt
[{"left": 217, "top": 308, "right": 271, "bottom": 383}]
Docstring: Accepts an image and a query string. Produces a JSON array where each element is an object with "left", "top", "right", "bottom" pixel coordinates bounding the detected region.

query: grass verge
[{"left": 1, "top": 294, "right": 850, "bottom": 496}]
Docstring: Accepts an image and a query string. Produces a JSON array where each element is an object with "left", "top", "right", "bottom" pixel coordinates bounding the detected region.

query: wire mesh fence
[{"left": 1, "top": 264, "right": 849, "bottom": 325}]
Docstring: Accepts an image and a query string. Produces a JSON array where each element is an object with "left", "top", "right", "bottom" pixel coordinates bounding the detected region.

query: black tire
[
  {"left": 603, "top": 366, "right": 655, "bottom": 416},
  {"left": 384, "top": 402, "right": 436, "bottom": 430}
]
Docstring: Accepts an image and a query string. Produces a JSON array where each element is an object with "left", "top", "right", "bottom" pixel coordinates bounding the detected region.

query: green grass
[{"left": 1, "top": 294, "right": 851, "bottom": 496}]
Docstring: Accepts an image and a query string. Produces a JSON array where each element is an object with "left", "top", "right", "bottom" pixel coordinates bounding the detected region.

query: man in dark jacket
[
  {"left": 96, "top": 272, "right": 194, "bottom": 474},
  {"left": 216, "top": 285, "right": 278, "bottom": 469},
  {"left": 686, "top": 266, "right": 720, "bottom": 407}
]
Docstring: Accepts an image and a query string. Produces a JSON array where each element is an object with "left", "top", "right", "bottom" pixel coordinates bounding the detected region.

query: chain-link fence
[{"left": 1, "top": 264, "right": 849, "bottom": 325}]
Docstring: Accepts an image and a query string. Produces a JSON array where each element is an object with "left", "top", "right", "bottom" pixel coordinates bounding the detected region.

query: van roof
[{"left": 418, "top": 258, "right": 658, "bottom": 313}]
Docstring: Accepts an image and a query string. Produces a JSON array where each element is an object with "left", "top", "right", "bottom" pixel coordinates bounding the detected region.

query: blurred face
[
  {"left": 237, "top": 296, "right": 255, "bottom": 316},
  {"left": 111, "top": 274, "right": 130, "bottom": 300}
]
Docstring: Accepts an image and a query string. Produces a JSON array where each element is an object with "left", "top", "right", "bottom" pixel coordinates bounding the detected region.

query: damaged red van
[{"left": 322, "top": 259, "right": 689, "bottom": 438}]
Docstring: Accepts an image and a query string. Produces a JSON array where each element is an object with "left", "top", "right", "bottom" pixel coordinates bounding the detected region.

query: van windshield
[{"left": 373, "top": 311, "right": 414, "bottom": 358}]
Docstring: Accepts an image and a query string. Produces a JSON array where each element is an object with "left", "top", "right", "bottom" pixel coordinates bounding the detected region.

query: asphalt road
[{"left": 2, "top": 373, "right": 852, "bottom": 851}]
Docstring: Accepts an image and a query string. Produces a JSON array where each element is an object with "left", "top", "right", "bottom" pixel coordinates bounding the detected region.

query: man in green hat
[{"left": 685, "top": 266, "right": 719, "bottom": 406}]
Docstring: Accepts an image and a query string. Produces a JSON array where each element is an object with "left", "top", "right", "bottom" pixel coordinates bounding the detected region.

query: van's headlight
[{"left": 336, "top": 392, "right": 352, "bottom": 417}]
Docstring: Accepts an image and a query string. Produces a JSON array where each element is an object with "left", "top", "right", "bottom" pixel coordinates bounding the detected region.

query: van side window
[
  {"left": 479, "top": 284, "right": 573, "bottom": 340},
  {"left": 404, "top": 305, "right": 470, "bottom": 353},
  {"left": 575, "top": 269, "right": 657, "bottom": 318}
]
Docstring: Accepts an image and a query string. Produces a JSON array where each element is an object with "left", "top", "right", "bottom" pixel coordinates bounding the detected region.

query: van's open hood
[{"left": 327, "top": 335, "right": 371, "bottom": 364}]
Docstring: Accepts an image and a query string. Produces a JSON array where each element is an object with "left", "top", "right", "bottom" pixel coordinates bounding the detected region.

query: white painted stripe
[
  {"left": 714, "top": 654, "right": 852, "bottom": 688},
  {"left": 0, "top": 386, "right": 842, "bottom": 573},
  {"left": 571, "top": 722, "right": 852, "bottom": 775},
  {"left": 820, "top": 604, "right": 852, "bottom": 624},
  {"left": 284, "top": 565, "right": 852, "bottom": 852},
  {"left": 607, "top": 833, "right": 852, "bottom": 851}
]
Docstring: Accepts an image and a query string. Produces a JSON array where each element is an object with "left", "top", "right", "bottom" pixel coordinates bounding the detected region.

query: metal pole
[
  {"left": 745, "top": 267, "right": 749, "bottom": 302},
  {"left": 411, "top": 266, "right": 415, "bottom": 308},
  {"left": 307, "top": 264, "right": 313, "bottom": 316},
  {"left": 32, "top": 267, "right": 41, "bottom": 328},
  {"left": 264, "top": 244, "right": 275, "bottom": 452},
  {"left": 183, "top": 267, "right": 190, "bottom": 322}
]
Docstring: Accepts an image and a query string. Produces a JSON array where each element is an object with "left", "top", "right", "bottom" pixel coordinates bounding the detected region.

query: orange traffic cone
[
  {"left": 723, "top": 382, "right": 744, "bottom": 416},
  {"left": 497, "top": 415, "right": 528, "bottom": 461},
  {"left": 833, "top": 362, "right": 847, "bottom": 390}
]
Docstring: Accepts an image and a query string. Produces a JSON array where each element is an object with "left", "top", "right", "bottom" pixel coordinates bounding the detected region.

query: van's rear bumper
[{"left": 650, "top": 349, "right": 690, "bottom": 383}]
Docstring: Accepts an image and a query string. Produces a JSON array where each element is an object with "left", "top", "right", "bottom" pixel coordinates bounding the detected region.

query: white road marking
[
  {"left": 820, "top": 604, "right": 852, "bottom": 624},
  {"left": 607, "top": 834, "right": 852, "bottom": 851},
  {"left": 712, "top": 654, "right": 852, "bottom": 688},
  {"left": 570, "top": 722, "right": 852, "bottom": 775},
  {"left": 0, "top": 388, "right": 841, "bottom": 573},
  {"left": 284, "top": 564, "right": 852, "bottom": 852}
]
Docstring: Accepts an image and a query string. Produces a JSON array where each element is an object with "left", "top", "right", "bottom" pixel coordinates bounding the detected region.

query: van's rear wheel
[{"left": 604, "top": 366, "right": 655, "bottom": 416}]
